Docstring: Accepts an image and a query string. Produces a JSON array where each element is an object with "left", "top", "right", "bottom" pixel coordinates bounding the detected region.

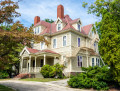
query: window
[
  {"left": 96, "top": 58, "right": 98, "bottom": 66},
  {"left": 35, "top": 28, "right": 36, "bottom": 34},
  {"left": 77, "top": 56, "right": 82, "bottom": 67},
  {"left": 41, "top": 42, "right": 44, "bottom": 49},
  {"left": 78, "top": 38, "right": 80, "bottom": 47},
  {"left": 78, "top": 24, "right": 81, "bottom": 31},
  {"left": 38, "top": 27, "right": 39, "bottom": 34},
  {"left": 92, "top": 58, "right": 94, "bottom": 67},
  {"left": 58, "top": 24, "right": 61, "bottom": 30},
  {"left": 98, "top": 59, "right": 100, "bottom": 66},
  {"left": 53, "top": 39, "right": 56, "bottom": 48},
  {"left": 63, "top": 36, "right": 66, "bottom": 46}
]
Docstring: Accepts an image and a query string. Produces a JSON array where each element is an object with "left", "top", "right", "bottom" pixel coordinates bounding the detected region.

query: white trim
[
  {"left": 62, "top": 35, "right": 67, "bottom": 47},
  {"left": 77, "top": 37, "right": 81, "bottom": 47},
  {"left": 55, "top": 17, "right": 62, "bottom": 24},
  {"left": 77, "top": 56, "right": 83, "bottom": 67},
  {"left": 53, "top": 38, "right": 57, "bottom": 48},
  {"left": 20, "top": 47, "right": 30, "bottom": 56}
]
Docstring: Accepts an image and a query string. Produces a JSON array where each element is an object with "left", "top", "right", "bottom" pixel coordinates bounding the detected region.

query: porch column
[
  {"left": 35, "top": 56, "right": 37, "bottom": 72},
  {"left": 87, "top": 56, "right": 89, "bottom": 67},
  {"left": 21, "top": 57, "right": 23, "bottom": 73},
  {"left": 29, "top": 56, "right": 31, "bottom": 73},
  {"left": 44, "top": 54, "right": 46, "bottom": 65}
]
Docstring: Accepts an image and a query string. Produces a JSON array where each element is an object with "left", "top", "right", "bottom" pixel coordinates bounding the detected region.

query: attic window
[
  {"left": 58, "top": 24, "right": 61, "bottom": 30},
  {"left": 78, "top": 24, "right": 81, "bottom": 31}
]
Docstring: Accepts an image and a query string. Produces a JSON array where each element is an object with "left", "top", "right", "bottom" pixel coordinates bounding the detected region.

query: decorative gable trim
[
  {"left": 55, "top": 17, "right": 62, "bottom": 24},
  {"left": 20, "top": 46, "right": 30, "bottom": 56}
]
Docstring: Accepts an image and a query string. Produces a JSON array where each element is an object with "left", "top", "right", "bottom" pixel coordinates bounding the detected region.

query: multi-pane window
[
  {"left": 98, "top": 59, "right": 100, "bottom": 66},
  {"left": 92, "top": 58, "right": 94, "bottom": 67},
  {"left": 58, "top": 24, "right": 61, "bottom": 30},
  {"left": 41, "top": 42, "right": 44, "bottom": 50},
  {"left": 77, "top": 56, "right": 82, "bottom": 67},
  {"left": 78, "top": 38, "right": 80, "bottom": 47},
  {"left": 78, "top": 24, "right": 80, "bottom": 31},
  {"left": 96, "top": 58, "right": 98, "bottom": 66},
  {"left": 63, "top": 36, "right": 66, "bottom": 46},
  {"left": 53, "top": 39, "right": 56, "bottom": 48}
]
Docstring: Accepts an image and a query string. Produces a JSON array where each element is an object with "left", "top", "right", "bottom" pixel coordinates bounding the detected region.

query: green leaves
[{"left": 68, "top": 66, "right": 110, "bottom": 90}]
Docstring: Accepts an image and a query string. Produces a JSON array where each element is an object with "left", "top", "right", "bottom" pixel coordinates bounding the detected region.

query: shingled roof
[
  {"left": 34, "top": 15, "right": 93, "bottom": 36},
  {"left": 26, "top": 47, "right": 59, "bottom": 54}
]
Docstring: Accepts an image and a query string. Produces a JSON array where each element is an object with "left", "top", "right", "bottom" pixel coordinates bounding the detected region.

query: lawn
[
  {"left": 0, "top": 85, "right": 15, "bottom": 91},
  {"left": 20, "top": 78, "right": 62, "bottom": 82}
]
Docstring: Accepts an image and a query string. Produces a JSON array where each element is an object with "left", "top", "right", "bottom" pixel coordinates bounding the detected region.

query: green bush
[
  {"left": 0, "top": 71, "right": 9, "bottom": 79},
  {"left": 68, "top": 66, "right": 111, "bottom": 90},
  {"left": 40, "top": 63, "right": 64, "bottom": 78}
]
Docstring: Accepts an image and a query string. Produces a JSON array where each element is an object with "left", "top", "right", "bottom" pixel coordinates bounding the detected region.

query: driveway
[{"left": 0, "top": 79, "right": 89, "bottom": 91}]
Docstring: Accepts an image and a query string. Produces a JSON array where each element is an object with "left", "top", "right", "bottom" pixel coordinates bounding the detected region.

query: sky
[{"left": 14, "top": 0, "right": 99, "bottom": 27}]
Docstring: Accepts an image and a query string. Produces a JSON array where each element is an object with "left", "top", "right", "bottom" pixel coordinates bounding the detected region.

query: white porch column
[
  {"left": 35, "top": 56, "right": 37, "bottom": 72},
  {"left": 21, "top": 57, "right": 23, "bottom": 73},
  {"left": 29, "top": 56, "right": 31, "bottom": 73},
  {"left": 44, "top": 54, "right": 46, "bottom": 65},
  {"left": 87, "top": 56, "right": 89, "bottom": 67}
]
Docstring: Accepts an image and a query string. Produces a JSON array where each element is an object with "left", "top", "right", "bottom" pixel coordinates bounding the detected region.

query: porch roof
[{"left": 26, "top": 47, "right": 59, "bottom": 55}]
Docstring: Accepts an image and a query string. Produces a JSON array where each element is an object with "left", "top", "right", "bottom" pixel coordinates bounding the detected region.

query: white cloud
[{"left": 14, "top": 0, "right": 99, "bottom": 27}]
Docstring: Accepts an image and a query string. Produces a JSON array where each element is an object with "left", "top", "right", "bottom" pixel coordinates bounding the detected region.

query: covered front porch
[{"left": 20, "top": 47, "right": 60, "bottom": 73}]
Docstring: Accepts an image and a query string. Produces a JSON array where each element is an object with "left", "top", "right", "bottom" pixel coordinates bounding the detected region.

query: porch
[{"left": 20, "top": 48, "right": 60, "bottom": 73}]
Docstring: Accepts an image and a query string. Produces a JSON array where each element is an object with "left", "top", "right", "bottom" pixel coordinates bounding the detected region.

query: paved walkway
[{"left": 0, "top": 79, "right": 90, "bottom": 91}]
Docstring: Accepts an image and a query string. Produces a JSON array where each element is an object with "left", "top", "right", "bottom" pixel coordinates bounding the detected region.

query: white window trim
[
  {"left": 62, "top": 35, "right": 67, "bottom": 47},
  {"left": 40, "top": 42, "right": 44, "bottom": 50},
  {"left": 77, "top": 56, "right": 82, "bottom": 67},
  {"left": 77, "top": 23, "right": 81, "bottom": 31},
  {"left": 77, "top": 37, "right": 81, "bottom": 47},
  {"left": 92, "top": 58, "right": 94, "bottom": 67},
  {"left": 53, "top": 38, "right": 57, "bottom": 48}
]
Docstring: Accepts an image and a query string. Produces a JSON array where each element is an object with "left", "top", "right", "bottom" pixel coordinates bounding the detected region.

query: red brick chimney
[
  {"left": 34, "top": 16, "right": 40, "bottom": 25},
  {"left": 57, "top": 5, "right": 64, "bottom": 19}
]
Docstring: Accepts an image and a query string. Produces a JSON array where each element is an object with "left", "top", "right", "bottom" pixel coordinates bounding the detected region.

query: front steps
[{"left": 14, "top": 73, "right": 43, "bottom": 79}]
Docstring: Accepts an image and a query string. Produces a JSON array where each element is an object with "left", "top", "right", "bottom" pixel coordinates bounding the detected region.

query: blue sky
[{"left": 14, "top": 0, "right": 99, "bottom": 27}]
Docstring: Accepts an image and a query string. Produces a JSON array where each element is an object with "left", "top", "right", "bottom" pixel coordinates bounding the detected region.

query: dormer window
[
  {"left": 58, "top": 24, "right": 61, "bottom": 31},
  {"left": 78, "top": 24, "right": 81, "bottom": 31},
  {"left": 34, "top": 26, "right": 41, "bottom": 34}
]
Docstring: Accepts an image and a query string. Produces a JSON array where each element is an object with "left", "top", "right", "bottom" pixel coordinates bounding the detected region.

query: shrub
[
  {"left": 0, "top": 71, "right": 9, "bottom": 79},
  {"left": 40, "top": 63, "right": 64, "bottom": 78},
  {"left": 68, "top": 66, "right": 110, "bottom": 90}
]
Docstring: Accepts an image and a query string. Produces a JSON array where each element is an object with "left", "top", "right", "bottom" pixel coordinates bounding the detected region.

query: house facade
[{"left": 20, "top": 5, "right": 101, "bottom": 77}]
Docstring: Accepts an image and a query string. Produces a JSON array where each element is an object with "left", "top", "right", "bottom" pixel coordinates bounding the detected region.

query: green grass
[
  {"left": 20, "top": 78, "right": 62, "bottom": 82},
  {"left": 0, "top": 85, "right": 15, "bottom": 91},
  {"left": 0, "top": 79, "right": 10, "bottom": 81}
]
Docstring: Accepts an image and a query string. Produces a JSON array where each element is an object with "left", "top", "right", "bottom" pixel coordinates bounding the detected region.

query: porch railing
[{"left": 22, "top": 67, "right": 41, "bottom": 73}]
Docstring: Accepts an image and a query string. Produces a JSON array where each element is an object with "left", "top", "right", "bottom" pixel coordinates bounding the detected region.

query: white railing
[{"left": 22, "top": 67, "right": 41, "bottom": 73}]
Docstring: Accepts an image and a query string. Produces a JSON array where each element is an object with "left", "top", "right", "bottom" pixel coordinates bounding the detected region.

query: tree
[
  {"left": 83, "top": 0, "right": 120, "bottom": 84},
  {"left": 44, "top": 18, "right": 54, "bottom": 23},
  {"left": 0, "top": 0, "right": 20, "bottom": 24},
  {"left": 0, "top": 0, "right": 48, "bottom": 77}
]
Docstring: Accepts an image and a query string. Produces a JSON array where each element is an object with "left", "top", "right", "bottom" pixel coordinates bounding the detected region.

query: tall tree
[
  {"left": 44, "top": 18, "right": 54, "bottom": 23},
  {"left": 0, "top": 0, "right": 48, "bottom": 77},
  {"left": 83, "top": 0, "right": 120, "bottom": 84}
]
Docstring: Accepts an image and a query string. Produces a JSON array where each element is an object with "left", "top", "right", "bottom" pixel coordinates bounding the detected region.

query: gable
[{"left": 22, "top": 50, "right": 29, "bottom": 56}]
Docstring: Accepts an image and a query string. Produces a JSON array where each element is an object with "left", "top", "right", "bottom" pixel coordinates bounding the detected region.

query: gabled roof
[
  {"left": 34, "top": 15, "right": 93, "bottom": 36},
  {"left": 26, "top": 47, "right": 59, "bottom": 54},
  {"left": 27, "top": 47, "right": 40, "bottom": 53}
]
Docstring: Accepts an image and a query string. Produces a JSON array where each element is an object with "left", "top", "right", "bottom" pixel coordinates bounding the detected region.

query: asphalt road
[{"left": 0, "top": 80, "right": 89, "bottom": 91}]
